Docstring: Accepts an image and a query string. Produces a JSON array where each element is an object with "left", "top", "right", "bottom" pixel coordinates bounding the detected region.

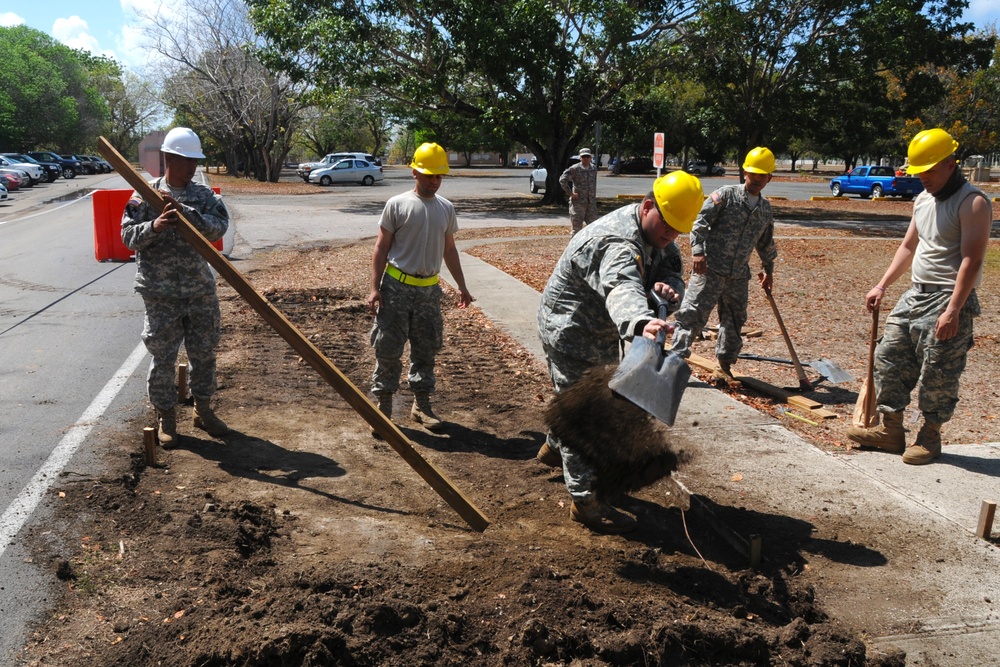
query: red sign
[{"left": 653, "top": 132, "right": 664, "bottom": 169}]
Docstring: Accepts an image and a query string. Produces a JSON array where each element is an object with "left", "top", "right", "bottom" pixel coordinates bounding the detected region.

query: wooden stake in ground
[
  {"left": 99, "top": 137, "right": 490, "bottom": 532},
  {"left": 142, "top": 427, "right": 157, "bottom": 466},
  {"left": 853, "top": 307, "right": 880, "bottom": 428}
]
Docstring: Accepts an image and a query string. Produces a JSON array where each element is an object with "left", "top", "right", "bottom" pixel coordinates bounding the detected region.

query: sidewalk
[{"left": 444, "top": 238, "right": 1000, "bottom": 667}]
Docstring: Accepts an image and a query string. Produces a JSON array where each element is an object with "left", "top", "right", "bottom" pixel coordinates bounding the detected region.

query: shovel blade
[
  {"left": 808, "top": 358, "right": 853, "bottom": 384},
  {"left": 608, "top": 338, "right": 691, "bottom": 426}
]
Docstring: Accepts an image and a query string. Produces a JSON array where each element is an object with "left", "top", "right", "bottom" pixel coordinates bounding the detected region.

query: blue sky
[{"left": 2, "top": 0, "right": 999, "bottom": 73}]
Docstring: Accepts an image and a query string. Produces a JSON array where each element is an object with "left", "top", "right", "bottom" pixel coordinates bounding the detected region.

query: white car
[
  {"left": 308, "top": 159, "right": 384, "bottom": 186},
  {"left": 0, "top": 180, "right": 7, "bottom": 201},
  {"left": 0, "top": 155, "right": 43, "bottom": 185},
  {"left": 297, "top": 152, "right": 380, "bottom": 180}
]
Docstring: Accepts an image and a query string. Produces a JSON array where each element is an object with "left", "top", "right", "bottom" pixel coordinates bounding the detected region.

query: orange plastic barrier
[{"left": 93, "top": 187, "right": 224, "bottom": 262}]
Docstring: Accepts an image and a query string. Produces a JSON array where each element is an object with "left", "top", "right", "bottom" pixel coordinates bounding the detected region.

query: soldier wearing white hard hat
[{"left": 121, "top": 127, "right": 231, "bottom": 446}]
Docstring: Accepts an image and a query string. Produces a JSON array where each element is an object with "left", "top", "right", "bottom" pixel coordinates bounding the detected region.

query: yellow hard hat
[
  {"left": 906, "top": 128, "right": 958, "bottom": 174},
  {"left": 652, "top": 171, "right": 703, "bottom": 233},
  {"left": 742, "top": 147, "right": 775, "bottom": 174},
  {"left": 410, "top": 142, "right": 450, "bottom": 175}
]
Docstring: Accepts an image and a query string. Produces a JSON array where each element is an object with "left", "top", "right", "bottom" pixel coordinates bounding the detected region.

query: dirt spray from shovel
[{"left": 544, "top": 292, "right": 691, "bottom": 498}]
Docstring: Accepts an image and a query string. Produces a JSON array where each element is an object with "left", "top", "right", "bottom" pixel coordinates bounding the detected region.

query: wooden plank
[
  {"left": 787, "top": 394, "right": 823, "bottom": 410},
  {"left": 977, "top": 500, "right": 997, "bottom": 540},
  {"left": 99, "top": 137, "right": 490, "bottom": 533},
  {"left": 687, "top": 353, "right": 721, "bottom": 374},
  {"left": 730, "top": 375, "right": 788, "bottom": 400}
]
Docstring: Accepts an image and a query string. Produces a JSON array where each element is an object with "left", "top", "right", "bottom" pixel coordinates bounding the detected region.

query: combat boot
[
  {"left": 193, "top": 398, "right": 230, "bottom": 437},
  {"left": 903, "top": 420, "right": 942, "bottom": 465},
  {"left": 157, "top": 408, "right": 177, "bottom": 448},
  {"left": 713, "top": 360, "right": 736, "bottom": 386},
  {"left": 536, "top": 442, "right": 563, "bottom": 467},
  {"left": 371, "top": 391, "right": 393, "bottom": 440},
  {"left": 846, "top": 410, "right": 905, "bottom": 453},
  {"left": 410, "top": 392, "right": 443, "bottom": 431},
  {"left": 571, "top": 498, "right": 637, "bottom": 534}
]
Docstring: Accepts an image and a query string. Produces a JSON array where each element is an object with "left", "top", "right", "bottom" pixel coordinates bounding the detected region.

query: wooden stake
[
  {"left": 749, "top": 534, "right": 762, "bottom": 567},
  {"left": 177, "top": 363, "right": 188, "bottom": 404},
  {"left": 100, "top": 137, "right": 489, "bottom": 532},
  {"left": 976, "top": 500, "right": 996, "bottom": 540},
  {"left": 142, "top": 427, "right": 157, "bottom": 466}
]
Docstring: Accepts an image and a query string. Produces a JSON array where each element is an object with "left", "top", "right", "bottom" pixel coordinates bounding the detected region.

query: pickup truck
[{"left": 829, "top": 165, "right": 923, "bottom": 200}]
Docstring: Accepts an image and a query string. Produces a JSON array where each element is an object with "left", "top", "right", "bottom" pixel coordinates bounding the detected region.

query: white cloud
[
  {"left": 0, "top": 12, "right": 25, "bottom": 27},
  {"left": 52, "top": 15, "right": 116, "bottom": 59}
]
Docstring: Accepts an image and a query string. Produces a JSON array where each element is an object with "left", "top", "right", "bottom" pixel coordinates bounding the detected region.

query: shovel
[
  {"left": 761, "top": 281, "right": 812, "bottom": 391},
  {"left": 852, "top": 306, "right": 880, "bottom": 428},
  {"left": 737, "top": 353, "right": 854, "bottom": 384},
  {"left": 609, "top": 291, "right": 691, "bottom": 426}
]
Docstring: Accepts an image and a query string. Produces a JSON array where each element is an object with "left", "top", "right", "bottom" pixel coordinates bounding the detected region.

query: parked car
[
  {"left": 614, "top": 157, "right": 655, "bottom": 174},
  {"left": 529, "top": 156, "right": 580, "bottom": 194},
  {"left": 829, "top": 165, "right": 923, "bottom": 199},
  {"left": 63, "top": 154, "right": 98, "bottom": 175},
  {"left": 0, "top": 171, "right": 22, "bottom": 190},
  {"left": 308, "top": 159, "right": 384, "bottom": 186},
  {"left": 297, "top": 152, "right": 380, "bottom": 180},
  {"left": 0, "top": 155, "right": 43, "bottom": 185},
  {"left": 0, "top": 180, "right": 7, "bottom": 201},
  {"left": 2, "top": 153, "right": 60, "bottom": 182},
  {"left": 517, "top": 157, "right": 531, "bottom": 167},
  {"left": 86, "top": 155, "right": 113, "bottom": 173},
  {"left": 28, "top": 151, "right": 81, "bottom": 179},
  {"left": 685, "top": 160, "right": 726, "bottom": 176}
]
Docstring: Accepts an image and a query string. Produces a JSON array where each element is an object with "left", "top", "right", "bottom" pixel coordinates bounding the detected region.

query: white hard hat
[{"left": 161, "top": 127, "right": 205, "bottom": 159}]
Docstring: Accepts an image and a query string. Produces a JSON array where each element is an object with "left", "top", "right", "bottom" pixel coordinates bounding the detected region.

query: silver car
[
  {"left": 0, "top": 155, "right": 44, "bottom": 185},
  {"left": 308, "top": 159, "right": 384, "bottom": 186}
]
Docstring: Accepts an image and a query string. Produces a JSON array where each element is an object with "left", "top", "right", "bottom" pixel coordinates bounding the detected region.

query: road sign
[{"left": 653, "top": 132, "right": 664, "bottom": 169}]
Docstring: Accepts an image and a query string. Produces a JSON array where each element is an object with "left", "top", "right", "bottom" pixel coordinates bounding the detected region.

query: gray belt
[{"left": 912, "top": 283, "right": 952, "bottom": 293}]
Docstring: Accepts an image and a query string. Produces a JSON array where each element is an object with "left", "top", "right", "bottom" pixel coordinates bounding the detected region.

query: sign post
[{"left": 653, "top": 132, "right": 665, "bottom": 176}]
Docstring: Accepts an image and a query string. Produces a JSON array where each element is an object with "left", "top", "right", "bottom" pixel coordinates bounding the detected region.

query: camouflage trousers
[
  {"left": 370, "top": 275, "right": 443, "bottom": 395},
  {"left": 669, "top": 269, "right": 749, "bottom": 364},
  {"left": 875, "top": 289, "right": 979, "bottom": 423},
  {"left": 569, "top": 197, "right": 598, "bottom": 235},
  {"left": 140, "top": 294, "right": 221, "bottom": 410},
  {"left": 543, "top": 341, "right": 620, "bottom": 502}
]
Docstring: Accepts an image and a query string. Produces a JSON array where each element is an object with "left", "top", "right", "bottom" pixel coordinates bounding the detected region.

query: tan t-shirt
[
  {"left": 911, "top": 182, "right": 987, "bottom": 288},
  {"left": 380, "top": 190, "right": 458, "bottom": 277}
]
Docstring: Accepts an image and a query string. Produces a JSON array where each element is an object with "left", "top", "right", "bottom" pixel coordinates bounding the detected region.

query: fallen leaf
[{"left": 731, "top": 473, "right": 744, "bottom": 482}]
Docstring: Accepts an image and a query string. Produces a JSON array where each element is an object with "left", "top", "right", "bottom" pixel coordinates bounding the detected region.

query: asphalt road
[{"left": 0, "top": 171, "right": 154, "bottom": 663}]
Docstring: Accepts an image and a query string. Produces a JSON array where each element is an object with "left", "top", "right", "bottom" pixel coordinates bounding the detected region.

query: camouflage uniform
[
  {"left": 121, "top": 177, "right": 229, "bottom": 410},
  {"left": 370, "top": 277, "right": 444, "bottom": 394},
  {"left": 559, "top": 161, "right": 598, "bottom": 234},
  {"left": 538, "top": 202, "right": 685, "bottom": 502},
  {"left": 670, "top": 184, "right": 777, "bottom": 364},
  {"left": 873, "top": 181, "right": 986, "bottom": 423}
]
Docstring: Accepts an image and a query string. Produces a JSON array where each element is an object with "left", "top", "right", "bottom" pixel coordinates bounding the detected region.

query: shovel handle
[
  {"left": 650, "top": 290, "right": 672, "bottom": 349},
  {"left": 762, "top": 284, "right": 811, "bottom": 390}
]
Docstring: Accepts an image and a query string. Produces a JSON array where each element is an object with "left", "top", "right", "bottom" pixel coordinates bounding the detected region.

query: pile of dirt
[{"left": 19, "top": 237, "right": 918, "bottom": 666}]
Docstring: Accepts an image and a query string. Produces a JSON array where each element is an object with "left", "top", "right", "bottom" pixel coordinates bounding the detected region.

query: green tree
[
  {"left": 684, "top": 0, "right": 993, "bottom": 176},
  {"left": 249, "top": 0, "right": 698, "bottom": 204},
  {"left": 0, "top": 26, "right": 96, "bottom": 151}
]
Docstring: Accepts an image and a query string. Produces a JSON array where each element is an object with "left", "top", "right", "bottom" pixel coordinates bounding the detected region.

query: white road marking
[{"left": 0, "top": 342, "right": 147, "bottom": 557}]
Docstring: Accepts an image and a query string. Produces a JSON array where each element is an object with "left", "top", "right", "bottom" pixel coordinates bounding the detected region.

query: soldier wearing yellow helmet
[
  {"left": 367, "top": 143, "right": 474, "bottom": 434},
  {"left": 669, "top": 147, "right": 779, "bottom": 383},
  {"left": 847, "top": 128, "right": 992, "bottom": 465},
  {"left": 536, "top": 170, "right": 703, "bottom": 533}
]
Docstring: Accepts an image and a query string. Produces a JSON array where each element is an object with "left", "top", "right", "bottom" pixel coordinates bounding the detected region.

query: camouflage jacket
[
  {"left": 690, "top": 184, "right": 777, "bottom": 278},
  {"left": 121, "top": 178, "right": 229, "bottom": 299},
  {"left": 559, "top": 162, "right": 598, "bottom": 201},
  {"left": 538, "top": 202, "right": 685, "bottom": 358}
]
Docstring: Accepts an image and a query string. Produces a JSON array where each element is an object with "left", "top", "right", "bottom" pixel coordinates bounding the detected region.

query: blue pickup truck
[{"left": 829, "top": 165, "right": 924, "bottom": 200}]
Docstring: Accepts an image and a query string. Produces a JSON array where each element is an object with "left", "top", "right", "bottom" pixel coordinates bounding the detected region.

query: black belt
[{"left": 912, "top": 283, "right": 951, "bottom": 293}]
